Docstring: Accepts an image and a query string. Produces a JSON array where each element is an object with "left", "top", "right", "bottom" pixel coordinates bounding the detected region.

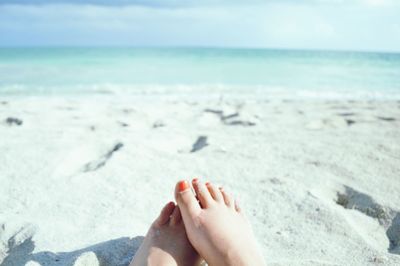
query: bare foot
[
  {"left": 174, "top": 179, "right": 266, "bottom": 266},
  {"left": 130, "top": 201, "right": 201, "bottom": 266}
]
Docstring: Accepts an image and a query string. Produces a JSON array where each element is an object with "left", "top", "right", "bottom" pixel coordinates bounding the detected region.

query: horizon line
[{"left": 0, "top": 45, "right": 399, "bottom": 55}]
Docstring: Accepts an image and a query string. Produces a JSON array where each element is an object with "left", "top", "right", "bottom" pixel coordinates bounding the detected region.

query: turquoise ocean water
[{"left": 0, "top": 47, "right": 399, "bottom": 98}]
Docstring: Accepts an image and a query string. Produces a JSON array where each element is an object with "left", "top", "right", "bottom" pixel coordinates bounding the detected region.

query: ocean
[{"left": 0, "top": 47, "right": 399, "bottom": 99}]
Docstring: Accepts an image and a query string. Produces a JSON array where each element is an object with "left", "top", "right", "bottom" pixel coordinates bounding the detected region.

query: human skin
[{"left": 174, "top": 178, "right": 266, "bottom": 266}]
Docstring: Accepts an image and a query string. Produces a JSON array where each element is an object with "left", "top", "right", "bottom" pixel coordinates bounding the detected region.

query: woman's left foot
[{"left": 130, "top": 201, "right": 201, "bottom": 266}]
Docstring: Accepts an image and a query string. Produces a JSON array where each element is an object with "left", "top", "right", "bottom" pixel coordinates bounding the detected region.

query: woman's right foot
[{"left": 174, "top": 178, "right": 266, "bottom": 266}]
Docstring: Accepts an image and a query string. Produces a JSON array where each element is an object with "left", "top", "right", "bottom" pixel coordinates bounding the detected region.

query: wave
[{"left": 1, "top": 83, "right": 400, "bottom": 100}]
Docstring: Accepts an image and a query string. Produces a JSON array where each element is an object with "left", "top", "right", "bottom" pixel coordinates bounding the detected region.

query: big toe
[{"left": 174, "top": 180, "right": 201, "bottom": 220}]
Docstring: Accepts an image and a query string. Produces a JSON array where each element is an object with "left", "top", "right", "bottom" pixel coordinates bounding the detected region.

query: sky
[{"left": 0, "top": 0, "right": 399, "bottom": 52}]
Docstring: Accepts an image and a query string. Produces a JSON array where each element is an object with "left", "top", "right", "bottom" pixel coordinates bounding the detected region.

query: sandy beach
[{"left": 0, "top": 93, "right": 399, "bottom": 265}]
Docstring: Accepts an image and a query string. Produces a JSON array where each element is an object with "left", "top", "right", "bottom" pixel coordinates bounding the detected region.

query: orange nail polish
[{"left": 178, "top": 180, "right": 189, "bottom": 192}]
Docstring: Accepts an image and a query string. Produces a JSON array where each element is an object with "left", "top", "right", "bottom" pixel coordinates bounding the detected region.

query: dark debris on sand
[
  {"left": 377, "top": 116, "right": 396, "bottom": 122},
  {"left": 5, "top": 117, "right": 23, "bottom": 126},
  {"left": 82, "top": 142, "right": 124, "bottom": 172},
  {"left": 190, "top": 136, "right": 208, "bottom": 153},
  {"left": 118, "top": 121, "right": 129, "bottom": 127},
  {"left": 337, "top": 112, "right": 356, "bottom": 117},
  {"left": 346, "top": 119, "right": 356, "bottom": 126},
  {"left": 153, "top": 120, "right": 165, "bottom": 128},
  {"left": 204, "top": 108, "right": 256, "bottom": 127}
]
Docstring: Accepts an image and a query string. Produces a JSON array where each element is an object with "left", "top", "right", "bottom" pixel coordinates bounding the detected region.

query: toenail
[
  {"left": 178, "top": 180, "right": 189, "bottom": 192},
  {"left": 193, "top": 178, "right": 199, "bottom": 182},
  {"left": 205, "top": 182, "right": 211, "bottom": 186}
]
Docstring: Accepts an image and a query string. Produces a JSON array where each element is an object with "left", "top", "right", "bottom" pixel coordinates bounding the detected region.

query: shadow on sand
[{"left": 2, "top": 235, "right": 144, "bottom": 266}]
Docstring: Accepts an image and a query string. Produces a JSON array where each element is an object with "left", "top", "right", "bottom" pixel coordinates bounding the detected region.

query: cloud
[{"left": 0, "top": 1, "right": 399, "bottom": 51}]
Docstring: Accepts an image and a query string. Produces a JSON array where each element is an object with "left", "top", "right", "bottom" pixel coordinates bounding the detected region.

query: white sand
[{"left": 0, "top": 94, "right": 399, "bottom": 265}]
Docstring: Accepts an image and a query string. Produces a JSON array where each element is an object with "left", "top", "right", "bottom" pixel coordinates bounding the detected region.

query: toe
[
  {"left": 192, "top": 178, "right": 214, "bottom": 208},
  {"left": 175, "top": 180, "right": 201, "bottom": 219},
  {"left": 220, "top": 187, "right": 233, "bottom": 208},
  {"left": 169, "top": 205, "right": 182, "bottom": 225},
  {"left": 206, "top": 182, "right": 223, "bottom": 202},
  {"left": 234, "top": 198, "right": 241, "bottom": 213},
  {"left": 156, "top": 201, "right": 176, "bottom": 225}
]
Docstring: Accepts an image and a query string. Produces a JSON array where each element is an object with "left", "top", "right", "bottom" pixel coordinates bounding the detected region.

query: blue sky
[{"left": 0, "top": 0, "right": 399, "bottom": 51}]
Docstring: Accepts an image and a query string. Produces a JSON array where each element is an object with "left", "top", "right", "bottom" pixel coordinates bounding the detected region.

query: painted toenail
[
  {"left": 193, "top": 178, "right": 199, "bottom": 182},
  {"left": 205, "top": 182, "right": 211, "bottom": 186},
  {"left": 178, "top": 180, "right": 189, "bottom": 192}
]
